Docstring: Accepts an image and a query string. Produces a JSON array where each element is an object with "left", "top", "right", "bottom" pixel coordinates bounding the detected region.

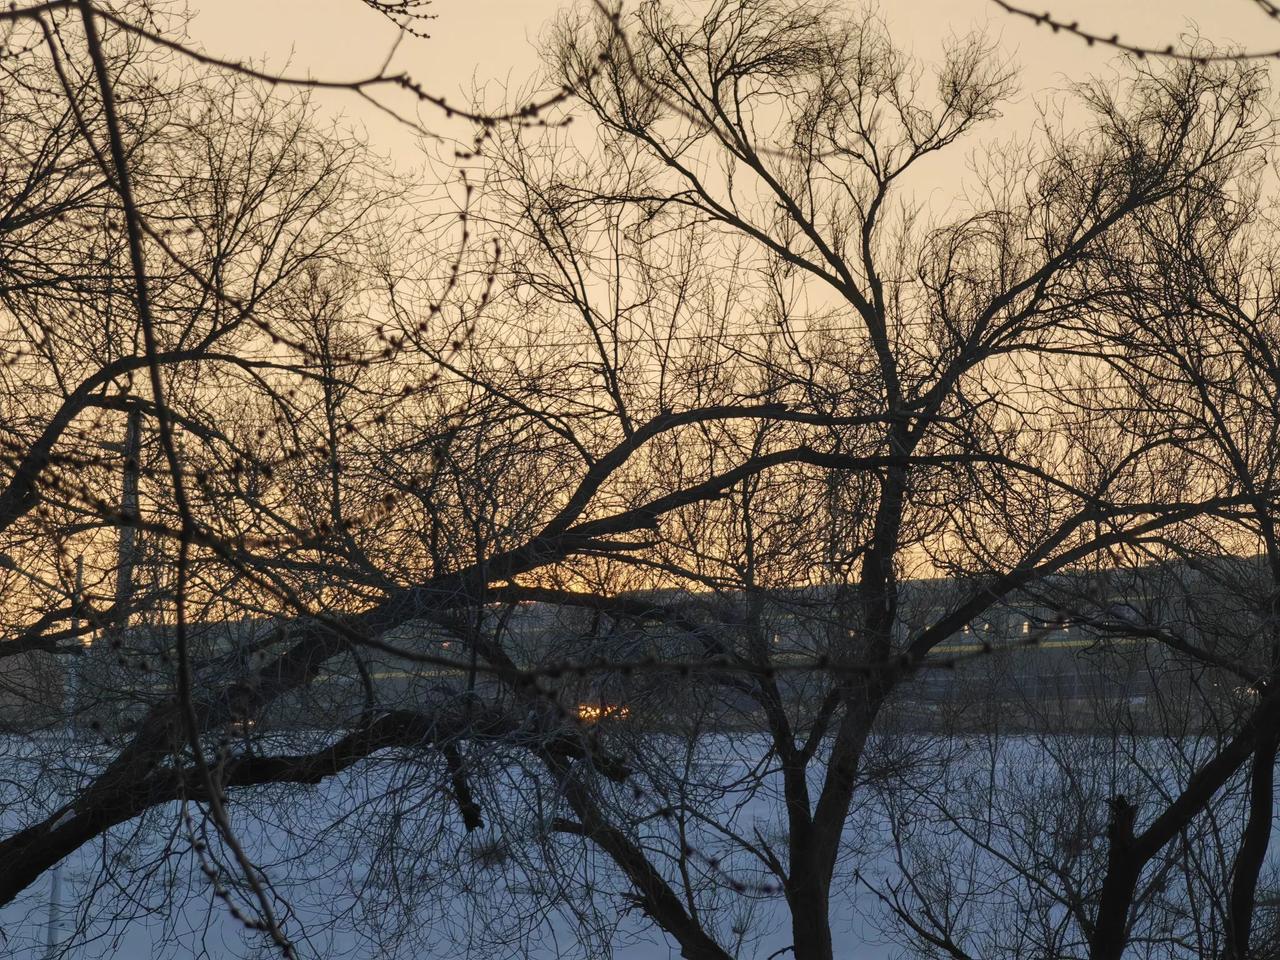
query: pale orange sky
[{"left": 188, "top": 0, "right": 1277, "bottom": 176}]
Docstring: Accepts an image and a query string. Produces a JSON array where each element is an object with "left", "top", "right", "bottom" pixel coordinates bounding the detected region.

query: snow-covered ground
[
  {"left": 0, "top": 731, "right": 897, "bottom": 959},
  {"left": 0, "top": 732, "right": 1262, "bottom": 959}
]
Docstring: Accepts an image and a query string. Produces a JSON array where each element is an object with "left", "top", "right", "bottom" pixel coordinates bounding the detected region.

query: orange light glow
[{"left": 577, "top": 703, "right": 631, "bottom": 723}]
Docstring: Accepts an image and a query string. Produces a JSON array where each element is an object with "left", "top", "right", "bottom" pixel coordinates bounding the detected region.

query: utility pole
[
  {"left": 114, "top": 407, "right": 140, "bottom": 625},
  {"left": 69, "top": 555, "right": 83, "bottom": 724},
  {"left": 46, "top": 553, "right": 81, "bottom": 960},
  {"left": 45, "top": 404, "right": 141, "bottom": 957}
]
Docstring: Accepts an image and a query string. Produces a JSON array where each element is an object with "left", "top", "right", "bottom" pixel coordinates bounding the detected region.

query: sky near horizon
[{"left": 186, "top": 0, "right": 1280, "bottom": 180}]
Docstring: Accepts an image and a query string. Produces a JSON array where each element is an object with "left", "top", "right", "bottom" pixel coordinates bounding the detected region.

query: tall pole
[
  {"left": 46, "top": 554, "right": 81, "bottom": 960},
  {"left": 47, "top": 409, "right": 140, "bottom": 955},
  {"left": 69, "top": 554, "right": 83, "bottom": 725},
  {"left": 114, "top": 407, "right": 140, "bottom": 623}
]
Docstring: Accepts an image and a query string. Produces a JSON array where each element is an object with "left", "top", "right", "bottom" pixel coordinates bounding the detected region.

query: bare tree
[
  {"left": 850, "top": 40, "right": 1280, "bottom": 960},
  {"left": 359, "top": 4, "right": 1277, "bottom": 959}
]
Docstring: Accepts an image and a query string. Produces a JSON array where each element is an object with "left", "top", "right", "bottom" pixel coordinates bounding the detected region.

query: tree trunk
[
  {"left": 1090, "top": 795, "right": 1140, "bottom": 960},
  {"left": 1227, "top": 728, "right": 1280, "bottom": 959}
]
